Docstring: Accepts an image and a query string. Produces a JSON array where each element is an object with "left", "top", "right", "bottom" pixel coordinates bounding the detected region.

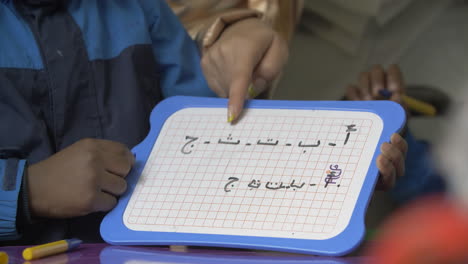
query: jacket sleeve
[
  {"left": 390, "top": 130, "right": 446, "bottom": 204},
  {"left": 0, "top": 156, "right": 27, "bottom": 241},
  {"left": 140, "top": 0, "right": 216, "bottom": 98}
]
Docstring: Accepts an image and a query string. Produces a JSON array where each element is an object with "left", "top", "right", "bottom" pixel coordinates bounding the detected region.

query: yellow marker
[
  {"left": 379, "top": 90, "right": 437, "bottom": 116},
  {"left": 0, "top": 251, "right": 8, "bottom": 264},
  {"left": 402, "top": 95, "right": 437, "bottom": 116},
  {"left": 22, "top": 239, "right": 82, "bottom": 261}
]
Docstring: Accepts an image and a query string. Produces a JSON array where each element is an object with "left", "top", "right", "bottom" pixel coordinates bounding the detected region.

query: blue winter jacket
[{"left": 0, "top": 0, "right": 214, "bottom": 243}]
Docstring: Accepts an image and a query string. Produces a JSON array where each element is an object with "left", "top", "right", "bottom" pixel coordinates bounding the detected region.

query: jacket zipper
[{"left": 20, "top": 12, "right": 59, "bottom": 152}]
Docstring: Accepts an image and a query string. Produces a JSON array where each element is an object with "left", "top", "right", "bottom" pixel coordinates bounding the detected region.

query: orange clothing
[{"left": 167, "top": 0, "right": 303, "bottom": 52}]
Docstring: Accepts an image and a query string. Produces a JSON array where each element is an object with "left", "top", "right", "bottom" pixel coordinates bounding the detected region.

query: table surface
[{"left": 0, "top": 243, "right": 371, "bottom": 264}]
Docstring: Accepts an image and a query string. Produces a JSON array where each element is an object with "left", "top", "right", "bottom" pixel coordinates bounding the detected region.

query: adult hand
[
  {"left": 201, "top": 18, "right": 288, "bottom": 122},
  {"left": 27, "top": 138, "right": 135, "bottom": 218}
]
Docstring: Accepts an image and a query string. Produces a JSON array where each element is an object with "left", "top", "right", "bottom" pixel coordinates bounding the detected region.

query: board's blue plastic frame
[
  {"left": 100, "top": 246, "right": 351, "bottom": 264},
  {"left": 101, "top": 96, "right": 406, "bottom": 256}
]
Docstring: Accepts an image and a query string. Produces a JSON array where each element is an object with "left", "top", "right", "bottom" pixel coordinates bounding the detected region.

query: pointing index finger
[{"left": 227, "top": 75, "right": 251, "bottom": 123}]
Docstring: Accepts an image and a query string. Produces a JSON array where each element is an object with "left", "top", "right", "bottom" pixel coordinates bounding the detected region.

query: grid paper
[{"left": 123, "top": 108, "right": 383, "bottom": 240}]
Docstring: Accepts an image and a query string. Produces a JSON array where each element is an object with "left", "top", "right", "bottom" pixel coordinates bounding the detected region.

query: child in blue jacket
[{"left": 0, "top": 0, "right": 292, "bottom": 244}]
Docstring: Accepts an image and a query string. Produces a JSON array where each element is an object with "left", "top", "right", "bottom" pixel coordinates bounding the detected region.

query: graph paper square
[{"left": 123, "top": 108, "right": 383, "bottom": 240}]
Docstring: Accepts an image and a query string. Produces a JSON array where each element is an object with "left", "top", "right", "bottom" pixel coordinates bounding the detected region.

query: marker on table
[
  {"left": 379, "top": 90, "right": 437, "bottom": 116},
  {"left": 22, "top": 238, "right": 82, "bottom": 261},
  {"left": 0, "top": 251, "right": 8, "bottom": 264}
]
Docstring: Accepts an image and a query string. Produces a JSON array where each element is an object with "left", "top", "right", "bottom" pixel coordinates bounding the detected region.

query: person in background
[
  {"left": 167, "top": 0, "right": 303, "bottom": 122},
  {"left": 346, "top": 65, "right": 446, "bottom": 202}
]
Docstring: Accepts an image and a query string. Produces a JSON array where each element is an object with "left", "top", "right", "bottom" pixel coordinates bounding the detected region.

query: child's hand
[
  {"left": 346, "top": 65, "right": 408, "bottom": 190},
  {"left": 346, "top": 64, "right": 406, "bottom": 109},
  {"left": 201, "top": 18, "right": 288, "bottom": 122},
  {"left": 27, "top": 139, "right": 135, "bottom": 218},
  {"left": 376, "top": 133, "right": 408, "bottom": 190}
]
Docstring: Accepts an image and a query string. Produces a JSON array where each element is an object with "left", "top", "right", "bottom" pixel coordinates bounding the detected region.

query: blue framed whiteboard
[{"left": 101, "top": 96, "right": 406, "bottom": 256}]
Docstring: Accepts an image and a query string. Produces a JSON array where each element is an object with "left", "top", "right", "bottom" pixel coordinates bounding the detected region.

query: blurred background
[{"left": 273, "top": 0, "right": 468, "bottom": 227}]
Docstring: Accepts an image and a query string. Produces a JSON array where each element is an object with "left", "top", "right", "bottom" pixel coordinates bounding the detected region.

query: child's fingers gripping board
[{"left": 100, "top": 96, "right": 406, "bottom": 256}]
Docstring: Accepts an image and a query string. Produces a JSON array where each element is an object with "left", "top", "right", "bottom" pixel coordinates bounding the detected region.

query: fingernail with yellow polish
[
  {"left": 227, "top": 107, "right": 236, "bottom": 123},
  {"left": 248, "top": 84, "right": 257, "bottom": 99}
]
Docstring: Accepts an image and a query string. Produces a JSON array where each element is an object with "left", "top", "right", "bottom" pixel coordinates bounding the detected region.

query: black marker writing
[
  {"left": 181, "top": 136, "right": 199, "bottom": 154},
  {"left": 290, "top": 179, "right": 306, "bottom": 190},
  {"left": 257, "top": 139, "right": 279, "bottom": 146},
  {"left": 224, "top": 177, "right": 239, "bottom": 192},
  {"left": 248, "top": 179, "right": 261, "bottom": 189},
  {"left": 298, "top": 140, "right": 321, "bottom": 148},
  {"left": 344, "top": 124, "right": 357, "bottom": 145},
  {"left": 219, "top": 134, "right": 240, "bottom": 145},
  {"left": 223, "top": 178, "right": 341, "bottom": 192},
  {"left": 265, "top": 181, "right": 285, "bottom": 190},
  {"left": 182, "top": 125, "right": 358, "bottom": 155}
]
